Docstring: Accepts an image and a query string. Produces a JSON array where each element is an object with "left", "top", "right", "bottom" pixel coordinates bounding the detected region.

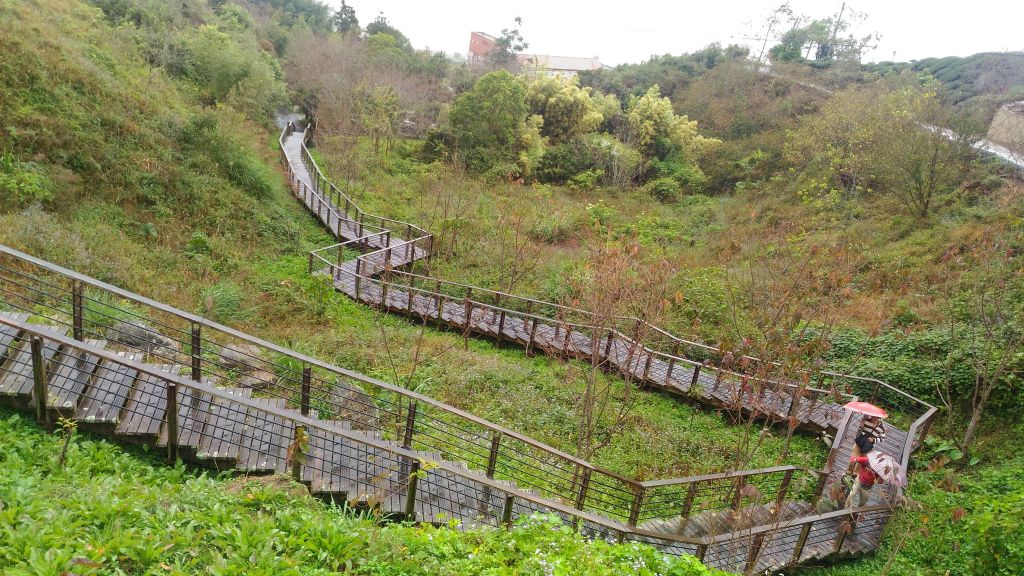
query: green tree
[
  {"left": 448, "top": 71, "right": 529, "bottom": 173},
  {"left": 365, "top": 12, "right": 411, "bottom": 52},
  {"left": 332, "top": 0, "right": 358, "bottom": 34},
  {"left": 487, "top": 16, "right": 528, "bottom": 69},
  {"left": 948, "top": 235, "right": 1024, "bottom": 455},
  {"left": 785, "top": 85, "right": 882, "bottom": 202},
  {"left": 352, "top": 84, "right": 400, "bottom": 157},
  {"left": 872, "top": 88, "right": 970, "bottom": 217},
  {"left": 624, "top": 85, "right": 713, "bottom": 159},
  {"left": 526, "top": 77, "right": 603, "bottom": 144}
]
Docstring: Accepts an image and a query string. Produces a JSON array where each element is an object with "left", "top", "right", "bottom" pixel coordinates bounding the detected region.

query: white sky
[{"left": 329, "top": 0, "right": 1024, "bottom": 66}]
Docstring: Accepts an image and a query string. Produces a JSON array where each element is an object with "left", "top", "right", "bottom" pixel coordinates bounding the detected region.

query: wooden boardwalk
[
  {"left": 0, "top": 313, "right": 527, "bottom": 524},
  {"left": 0, "top": 124, "right": 936, "bottom": 575},
  {"left": 276, "top": 124, "right": 933, "bottom": 572}
]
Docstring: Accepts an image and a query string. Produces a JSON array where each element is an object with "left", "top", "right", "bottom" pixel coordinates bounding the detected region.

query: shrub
[
  {"left": 535, "top": 141, "right": 595, "bottom": 184},
  {"left": 568, "top": 168, "right": 604, "bottom": 191},
  {"left": 644, "top": 177, "right": 681, "bottom": 203},
  {"left": 0, "top": 154, "right": 53, "bottom": 209},
  {"left": 186, "top": 230, "right": 213, "bottom": 256},
  {"left": 200, "top": 280, "right": 253, "bottom": 324}
]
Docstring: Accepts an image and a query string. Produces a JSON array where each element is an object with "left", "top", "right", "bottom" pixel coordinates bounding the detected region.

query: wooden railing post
[
  {"left": 402, "top": 401, "right": 418, "bottom": 449},
  {"left": 627, "top": 486, "right": 645, "bottom": 527},
  {"left": 604, "top": 329, "right": 614, "bottom": 362},
  {"left": 574, "top": 465, "right": 592, "bottom": 512},
  {"left": 527, "top": 317, "right": 539, "bottom": 354},
  {"left": 308, "top": 251, "right": 315, "bottom": 274},
  {"left": 776, "top": 468, "right": 794, "bottom": 508},
  {"left": 434, "top": 279, "right": 443, "bottom": 327},
  {"left": 689, "top": 363, "right": 702, "bottom": 390},
  {"left": 291, "top": 425, "right": 305, "bottom": 482},
  {"left": 30, "top": 337, "right": 47, "bottom": 424},
  {"left": 486, "top": 432, "right": 501, "bottom": 478},
  {"left": 405, "top": 460, "right": 421, "bottom": 521},
  {"left": 695, "top": 544, "right": 708, "bottom": 562},
  {"left": 681, "top": 481, "right": 699, "bottom": 519},
  {"left": 665, "top": 342, "right": 680, "bottom": 384},
  {"left": 354, "top": 258, "right": 363, "bottom": 300},
  {"left": 464, "top": 288, "right": 473, "bottom": 332},
  {"left": 501, "top": 495, "right": 515, "bottom": 529},
  {"left": 642, "top": 351, "right": 653, "bottom": 381},
  {"left": 744, "top": 533, "right": 766, "bottom": 575},
  {"left": 72, "top": 280, "right": 84, "bottom": 341},
  {"left": 301, "top": 366, "right": 311, "bottom": 416},
  {"left": 406, "top": 272, "right": 415, "bottom": 315},
  {"left": 791, "top": 521, "right": 812, "bottom": 564},
  {"left": 833, "top": 518, "right": 850, "bottom": 554},
  {"left": 166, "top": 382, "right": 178, "bottom": 464},
  {"left": 497, "top": 309, "right": 507, "bottom": 341},
  {"left": 190, "top": 323, "right": 201, "bottom": 382}
]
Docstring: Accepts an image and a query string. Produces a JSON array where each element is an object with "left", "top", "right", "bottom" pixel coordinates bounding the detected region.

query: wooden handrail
[
  {"left": 0, "top": 243, "right": 637, "bottom": 491},
  {"left": 0, "top": 315, "right": 707, "bottom": 545},
  {"left": 639, "top": 465, "right": 814, "bottom": 489}
]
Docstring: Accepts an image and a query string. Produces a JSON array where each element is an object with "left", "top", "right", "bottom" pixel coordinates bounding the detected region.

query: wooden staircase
[
  {"left": 0, "top": 312, "right": 528, "bottom": 524},
  {"left": 0, "top": 124, "right": 937, "bottom": 573},
  {"left": 274, "top": 122, "right": 937, "bottom": 572}
]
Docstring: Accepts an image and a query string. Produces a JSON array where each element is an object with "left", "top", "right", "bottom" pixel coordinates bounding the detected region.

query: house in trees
[{"left": 468, "top": 31, "right": 604, "bottom": 78}]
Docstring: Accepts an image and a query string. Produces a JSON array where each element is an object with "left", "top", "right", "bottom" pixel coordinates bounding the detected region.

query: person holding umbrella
[{"left": 843, "top": 401, "right": 888, "bottom": 471}]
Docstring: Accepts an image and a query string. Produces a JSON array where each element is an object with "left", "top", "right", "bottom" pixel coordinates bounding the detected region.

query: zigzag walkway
[
  {"left": 0, "top": 122, "right": 937, "bottom": 574},
  {"left": 276, "top": 123, "right": 938, "bottom": 572}
]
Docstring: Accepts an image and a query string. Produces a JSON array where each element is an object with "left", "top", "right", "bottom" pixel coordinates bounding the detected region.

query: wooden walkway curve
[
  {"left": 277, "top": 122, "right": 937, "bottom": 572},
  {"left": 0, "top": 121, "right": 938, "bottom": 575}
]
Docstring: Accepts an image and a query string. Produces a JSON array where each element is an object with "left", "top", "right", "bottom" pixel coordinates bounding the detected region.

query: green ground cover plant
[{"left": 0, "top": 411, "right": 723, "bottom": 576}]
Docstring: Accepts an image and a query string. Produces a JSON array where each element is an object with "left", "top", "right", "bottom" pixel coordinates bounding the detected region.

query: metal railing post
[
  {"left": 166, "top": 382, "right": 178, "bottom": 464},
  {"left": 30, "top": 337, "right": 47, "bottom": 424}
]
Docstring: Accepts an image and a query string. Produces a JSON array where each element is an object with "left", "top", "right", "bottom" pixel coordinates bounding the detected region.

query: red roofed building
[{"left": 468, "top": 31, "right": 604, "bottom": 78}]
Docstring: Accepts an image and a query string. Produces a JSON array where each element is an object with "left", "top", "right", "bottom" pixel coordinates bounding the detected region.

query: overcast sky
[{"left": 329, "top": 0, "right": 1024, "bottom": 66}]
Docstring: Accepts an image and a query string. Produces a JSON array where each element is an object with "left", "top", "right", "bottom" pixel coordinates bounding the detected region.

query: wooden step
[
  {"left": 115, "top": 364, "right": 176, "bottom": 437},
  {"left": 0, "top": 325, "right": 67, "bottom": 398},
  {"left": 236, "top": 398, "right": 291, "bottom": 473},
  {"left": 0, "top": 312, "right": 30, "bottom": 357},
  {"left": 195, "top": 388, "right": 252, "bottom": 463},
  {"left": 46, "top": 339, "right": 104, "bottom": 412},
  {"left": 75, "top": 352, "right": 141, "bottom": 425},
  {"left": 156, "top": 381, "right": 214, "bottom": 452}
]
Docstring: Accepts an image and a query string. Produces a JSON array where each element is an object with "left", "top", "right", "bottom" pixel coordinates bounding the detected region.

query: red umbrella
[{"left": 843, "top": 401, "right": 888, "bottom": 419}]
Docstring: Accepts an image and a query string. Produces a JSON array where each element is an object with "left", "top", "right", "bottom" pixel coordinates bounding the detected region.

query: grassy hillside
[
  {"left": 0, "top": 411, "right": 721, "bottom": 576},
  {"left": 1, "top": 0, "right": 1022, "bottom": 574},
  {"left": 0, "top": 0, "right": 824, "bottom": 482}
]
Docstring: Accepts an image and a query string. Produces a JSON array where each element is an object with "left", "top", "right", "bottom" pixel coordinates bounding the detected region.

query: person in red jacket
[{"left": 845, "top": 455, "right": 883, "bottom": 508}]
